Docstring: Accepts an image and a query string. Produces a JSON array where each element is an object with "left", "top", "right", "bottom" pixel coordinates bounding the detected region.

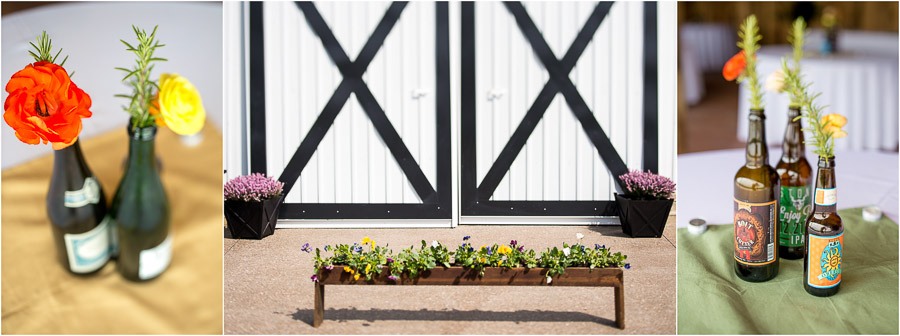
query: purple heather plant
[
  {"left": 224, "top": 173, "right": 284, "bottom": 202},
  {"left": 618, "top": 170, "right": 676, "bottom": 200}
]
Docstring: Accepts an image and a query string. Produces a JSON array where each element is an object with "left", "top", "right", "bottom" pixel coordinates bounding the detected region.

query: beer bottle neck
[
  {"left": 746, "top": 109, "right": 769, "bottom": 167},
  {"left": 813, "top": 156, "right": 837, "bottom": 213},
  {"left": 782, "top": 107, "right": 805, "bottom": 161}
]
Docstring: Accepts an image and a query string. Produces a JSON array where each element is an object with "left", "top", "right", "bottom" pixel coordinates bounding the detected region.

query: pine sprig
[
  {"left": 28, "top": 31, "right": 72, "bottom": 76},
  {"left": 116, "top": 25, "right": 167, "bottom": 130},
  {"left": 737, "top": 15, "right": 763, "bottom": 110}
]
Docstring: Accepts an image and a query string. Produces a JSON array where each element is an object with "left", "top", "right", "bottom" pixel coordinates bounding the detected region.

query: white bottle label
[
  {"left": 63, "top": 217, "right": 111, "bottom": 273},
  {"left": 139, "top": 234, "right": 173, "bottom": 280},
  {"left": 815, "top": 188, "right": 837, "bottom": 206},
  {"left": 64, "top": 177, "right": 101, "bottom": 208}
]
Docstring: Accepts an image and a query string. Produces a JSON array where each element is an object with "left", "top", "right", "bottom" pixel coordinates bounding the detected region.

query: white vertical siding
[
  {"left": 478, "top": 2, "right": 652, "bottom": 201},
  {"left": 223, "top": 2, "right": 679, "bottom": 222}
]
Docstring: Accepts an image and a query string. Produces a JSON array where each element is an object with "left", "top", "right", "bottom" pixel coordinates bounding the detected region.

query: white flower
[
  {"left": 765, "top": 69, "right": 786, "bottom": 93},
  {"left": 432, "top": 240, "right": 439, "bottom": 248},
  {"left": 576, "top": 233, "right": 584, "bottom": 240},
  {"left": 563, "top": 247, "right": 571, "bottom": 256},
  {"left": 546, "top": 276, "right": 552, "bottom": 284}
]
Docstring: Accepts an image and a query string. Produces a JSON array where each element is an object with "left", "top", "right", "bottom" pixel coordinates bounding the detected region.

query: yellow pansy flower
[
  {"left": 365, "top": 264, "right": 372, "bottom": 273},
  {"left": 354, "top": 273, "right": 360, "bottom": 280},
  {"left": 362, "top": 237, "right": 372, "bottom": 245},
  {"left": 155, "top": 73, "right": 205, "bottom": 135},
  {"left": 344, "top": 266, "right": 354, "bottom": 274}
]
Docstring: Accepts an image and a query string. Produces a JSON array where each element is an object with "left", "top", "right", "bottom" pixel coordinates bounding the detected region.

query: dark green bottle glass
[
  {"left": 109, "top": 125, "right": 171, "bottom": 281},
  {"left": 47, "top": 140, "right": 110, "bottom": 274}
]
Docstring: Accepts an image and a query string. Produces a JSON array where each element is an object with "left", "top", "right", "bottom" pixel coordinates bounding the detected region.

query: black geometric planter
[
  {"left": 224, "top": 195, "right": 284, "bottom": 240},
  {"left": 614, "top": 193, "right": 673, "bottom": 238}
]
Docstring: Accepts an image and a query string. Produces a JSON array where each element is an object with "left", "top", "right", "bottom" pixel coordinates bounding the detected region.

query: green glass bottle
[
  {"left": 109, "top": 125, "right": 171, "bottom": 281},
  {"left": 776, "top": 106, "right": 813, "bottom": 259},
  {"left": 47, "top": 140, "right": 110, "bottom": 274}
]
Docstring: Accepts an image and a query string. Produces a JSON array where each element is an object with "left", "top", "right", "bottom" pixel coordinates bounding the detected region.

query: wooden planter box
[{"left": 314, "top": 266, "right": 624, "bottom": 328}]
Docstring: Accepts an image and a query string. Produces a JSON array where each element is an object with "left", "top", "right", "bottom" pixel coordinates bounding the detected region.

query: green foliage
[
  {"left": 116, "top": 25, "right": 167, "bottom": 130},
  {"left": 737, "top": 15, "right": 763, "bottom": 110},
  {"left": 781, "top": 17, "right": 807, "bottom": 107},
  {"left": 28, "top": 31, "right": 71, "bottom": 76},
  {"left": 28, "top": 31, "right": 68, "bottom": 65},
  {"left": 792, "top": 80, "right": 836, "bottom": 158},
  {"left": 310, "top": 236, "right": 628, "bottom": 283}
]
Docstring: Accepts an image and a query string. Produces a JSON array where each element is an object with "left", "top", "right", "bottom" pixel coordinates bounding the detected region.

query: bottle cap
[
  {"left": 863, "top": 206, "right": 882, "bottom": 222},
  {"left": 688, "top": 218, "right": 707, "bottom": 235}
]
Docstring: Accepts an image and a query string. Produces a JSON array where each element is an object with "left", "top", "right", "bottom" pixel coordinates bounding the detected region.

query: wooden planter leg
[
  {"left": 314, "top": 284, "right": 325, "bottom": 327},
  {"left": 615, "top": 282, "right": 625, "bottom": 329}
]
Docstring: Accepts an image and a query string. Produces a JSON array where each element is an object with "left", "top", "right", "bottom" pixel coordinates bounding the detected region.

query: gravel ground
[{"left": 224, "top": 218, "right": 675, "bottom": 334}]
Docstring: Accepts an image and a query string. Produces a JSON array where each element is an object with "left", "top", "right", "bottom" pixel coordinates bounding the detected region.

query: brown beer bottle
[
  {"left": 776, "top": 107, "right": 813, "bottom": 259},
  {"left": 734, "top": 109, "right": 780, "bottom": 282},
  {"left": 804, "top": 156, "right": 842, "bottom": 296}
]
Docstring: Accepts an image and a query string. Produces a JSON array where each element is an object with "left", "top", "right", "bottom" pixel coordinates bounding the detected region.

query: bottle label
[
  {"left": 779, "top": 186, "right": 812, "bottom": 247},
  {"left": 807, "top": 232, "right": 843, "bottom": 288},
  {"left": 815, "top": 188, "right": 837, "bottom": 206},
  {"left": 63, "top": 217, "right": 111, "bottom": 273},
  {"left": 734, "top": 198, "right": 777, "bottom": 265},
  {"left": 64, "top": 177, "right": 101, "bottom": 208},
  {"left": 139, "top": 234, "right": 173, "bottom": 280}
]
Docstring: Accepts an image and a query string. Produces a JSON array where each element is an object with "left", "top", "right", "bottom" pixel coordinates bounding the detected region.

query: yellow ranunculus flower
[
  {"left": 156, "top": 73, "right": 205, "bottom": 135},
  {"left": 821, "top": 113, "right": 848, "bottom": 139},
  {"left": 354, "top": 273, "right": 360, "bottom": 280}
]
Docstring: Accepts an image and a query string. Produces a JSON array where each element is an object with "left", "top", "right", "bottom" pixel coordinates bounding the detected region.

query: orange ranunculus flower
[
  {"left": 4, "top": 61, "right": 91, "bottom": 150},
  {"left": 722, "top": 51, "right": 747, "bottom": 81}
]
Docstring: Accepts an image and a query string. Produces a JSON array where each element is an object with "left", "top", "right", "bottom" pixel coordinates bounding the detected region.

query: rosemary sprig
[
  {"left": 793, "top": 80, "right": 835, "bottom": 158},
  {"left": 737, "top": 15, "right": 763, "bottom": 110},
  {"left": 115, "top": 25, "right": 167, "bottom": 130},
  {"left": 28, "top": 31, "right": 72, "bottom": 76},
  {"left": 781, "top": 17, "right": 806, "bottom": 107}
]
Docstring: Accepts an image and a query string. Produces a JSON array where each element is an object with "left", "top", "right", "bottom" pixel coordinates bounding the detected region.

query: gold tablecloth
[{"left": 2, "top": 126, "right": 223, "bottom": 334}]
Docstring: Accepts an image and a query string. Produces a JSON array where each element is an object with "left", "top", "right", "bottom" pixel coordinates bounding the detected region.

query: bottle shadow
[{"left": 280, "top": 307, "right": 616, "bottom": 327}]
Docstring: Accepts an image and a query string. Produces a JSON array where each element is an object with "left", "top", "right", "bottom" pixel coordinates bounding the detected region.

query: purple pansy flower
[
  {"left": 463, "top": 236, "right": 471, "bottom": 241},
  {"left": 624, "top": 263, "right": 631, "bottom": 270},
  {"left": 388, "top": 275, "right": 399, "bottom": 281},
  {"left": 310, "top": 275, "right": 318, "bottom": 282},
  {"left": 301, "top": 243, "right": 311, "bottom": 253},
  {"left": 325, "top": 265, "right": 334, "bottom": 270}
]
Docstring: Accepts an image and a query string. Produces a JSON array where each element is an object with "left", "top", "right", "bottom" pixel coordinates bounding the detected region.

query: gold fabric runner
[{"left": 2, "top": 126, "right": 223, "bottom": 334}]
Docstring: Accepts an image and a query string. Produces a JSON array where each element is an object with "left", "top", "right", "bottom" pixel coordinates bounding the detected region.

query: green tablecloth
[{"left": 677, "top": 207, "right": 898, "bottom": 334}]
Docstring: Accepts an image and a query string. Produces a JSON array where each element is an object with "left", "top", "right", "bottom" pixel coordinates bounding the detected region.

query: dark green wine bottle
[
  {"left": 109, "top": 125, "right": 171, "bottom": 281},
  {"left": 47, "top": 140, "right": 110, "bottom": 274}
]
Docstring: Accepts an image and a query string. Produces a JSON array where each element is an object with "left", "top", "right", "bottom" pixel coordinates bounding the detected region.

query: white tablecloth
[
  {"left": 738, "top": 44, "right": 899, "bottom": 152},
  {"left": 1, "top": 2, "right": 223, "bottom": 168},
  {"left": 677, "top": 149, "right": 898, "bottom": 228}
]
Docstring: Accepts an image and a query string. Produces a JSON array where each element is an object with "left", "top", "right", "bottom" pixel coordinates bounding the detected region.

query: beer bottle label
[
  {"left": 63, "top": 216, "right": 111, "bottom": 273},
  {"left": 807, "top": 232, "right": 843, "bottom": 288},
  {"left": 779, "top": 186, "right": 811, "bottom": 247},
  {"left": 734, "top": 198, "right": 777, "bottom": 265},
  {"left": 815, "top": 187, "right": 837, "bottom": 206},
  {"left": 64, "top": 177, "right": 101, "bottom": 208}
]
